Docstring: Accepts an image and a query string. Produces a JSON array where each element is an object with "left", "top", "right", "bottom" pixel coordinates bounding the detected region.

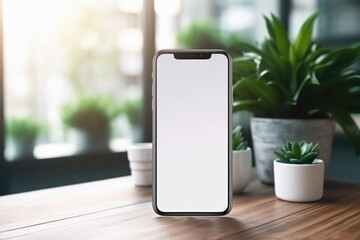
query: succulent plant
[
  {"left": 231, "top": 12, "right": 360, "bottom": 155},
  {"left": 274, "top": 141, "right": 320, "bottom": 164},
  {"left": 232, "top": 126, "right": 248, "bottom": 151}
]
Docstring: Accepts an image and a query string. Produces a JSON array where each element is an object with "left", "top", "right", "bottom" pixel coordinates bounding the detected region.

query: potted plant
[
  {"left": 177, "top": 20, "right": 244, "bottom": 56},
  {"left": 6, "top": 117, "right": 44, "bottom": 160},
  {"left": 121, "top": 97, "right": 142, "bottom": 142},
  {"left": 232, "top": 126, "right": 252, "bottom": 193},
  {"left": 62, "top": 96, "right": 118, "bottom": 153},
  {"left": 232, "top": 13, "right": 360, "bottom": 184},
  {"left": 273, "top": 141, "right": 324, "bottom": 202}
]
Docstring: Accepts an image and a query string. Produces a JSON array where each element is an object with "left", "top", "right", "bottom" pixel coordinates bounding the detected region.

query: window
[
  {"left": 3, "top": 0, "right": 144, "bottom": 161},
  {"left": 289, "top": 0, "right": 360, "bottom": 46},
  {"left": 0, "top": 0, "right": 154, "bottom": 195}
]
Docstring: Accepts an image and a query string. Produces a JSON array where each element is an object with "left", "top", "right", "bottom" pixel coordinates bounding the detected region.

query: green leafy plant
[
  {"left": 178, "top": 20, "right": 222, "bottom": 49},
  {"left": 120, "top": 97, "right": 142, "bottom": 128},
  {"left": 177, "top": 20, "right": 244, "bottom": 55},
  {"left": 274, "top": 141, "right": 319, "bottom": 164},
  {"left": 6, "top": 118, "right": 44, "bottom": 140},
  {"left": 232, "top": 126, "right": 248, "bottom": 151},
  {"left": 62, "top": 96, "right": 118, "bottom": 132},
  {"left": 231, "top": 13, "right": 360, "bottom": 155}
]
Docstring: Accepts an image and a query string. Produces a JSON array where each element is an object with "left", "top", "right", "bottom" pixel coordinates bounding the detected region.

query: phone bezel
[{"left": 152, "top": 49, "right": 233, "bottom": 216}]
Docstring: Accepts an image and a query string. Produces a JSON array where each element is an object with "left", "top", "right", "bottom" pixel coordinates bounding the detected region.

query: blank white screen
[{"left": 156, "top": 53, "right": 229, "bottom": 213}]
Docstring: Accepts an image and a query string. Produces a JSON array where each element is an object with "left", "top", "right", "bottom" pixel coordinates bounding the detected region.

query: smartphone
[{"left": 152, "top": 49, "right": 232, "bottom": 216}]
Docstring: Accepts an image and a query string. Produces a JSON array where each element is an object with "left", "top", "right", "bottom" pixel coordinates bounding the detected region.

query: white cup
[{"left": 127, "top": 143, "right": 152, "bottom": 186}]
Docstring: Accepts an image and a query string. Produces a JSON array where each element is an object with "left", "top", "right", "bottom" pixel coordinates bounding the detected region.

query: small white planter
[
  {"left": 233, "top": 148, "right": 252, "bottom": 193},
  {"left": 274, "top": 159, "right": 324, "bottom": 202},
  {"left": 127, "top": 143, "right": 152, "bottom": 186}
]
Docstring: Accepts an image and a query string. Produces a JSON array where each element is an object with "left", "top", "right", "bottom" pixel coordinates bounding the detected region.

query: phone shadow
[{"left": 153, "top": 216, "right": 245, "bottom": 238}]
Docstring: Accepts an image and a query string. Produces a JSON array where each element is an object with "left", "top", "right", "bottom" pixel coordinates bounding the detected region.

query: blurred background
[{"left": 0, "top": 0, "right": 359, "bottom": 195}]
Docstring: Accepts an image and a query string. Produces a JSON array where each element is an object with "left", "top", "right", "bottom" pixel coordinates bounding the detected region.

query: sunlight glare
[
  {"left": 155, "top": 0, "right": 181, "bottom": 16},
  {"left": 118, "top": 28, "right": 143, "bottom": 53},
  {"left": 118, "top": 0, "right": 143, "bottom": 14}
]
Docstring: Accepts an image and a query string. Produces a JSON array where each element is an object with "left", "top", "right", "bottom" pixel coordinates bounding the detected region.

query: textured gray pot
[{"left": 251, "top": 118, "right": 335, "bottom": 184}]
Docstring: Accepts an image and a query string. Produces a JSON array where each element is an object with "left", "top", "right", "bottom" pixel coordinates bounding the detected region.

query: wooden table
[{"left": 1, "top": 173, "right": 360, "bottom": 239}]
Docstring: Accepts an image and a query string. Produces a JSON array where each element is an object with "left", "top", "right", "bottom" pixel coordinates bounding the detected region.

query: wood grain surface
[{"left": 0, "top": 173, "right": 359, "bottom": 239}]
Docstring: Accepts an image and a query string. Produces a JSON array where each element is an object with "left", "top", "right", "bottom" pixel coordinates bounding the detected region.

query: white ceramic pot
[
  {"left": 251, "top": 118, "right": 335, "bottom": 184},
  {"left": 232, "top": 148, "right": 252, "bottom": 193},
  {"left": 274, "top": 159, "right": 324, "bottom": 202},
  {"left": 127, "top": 143, "right": 152, "bottom": 186}
]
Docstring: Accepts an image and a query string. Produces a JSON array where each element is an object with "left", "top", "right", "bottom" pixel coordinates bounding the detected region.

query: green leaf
[
  {"left": 320, "top": 45, "right": 360, "bottom": 65},
  {"left": 285, "top": 151, "right": 297, "bottom": 159},
  {"left": 292, "top": 12, "right": 318, "bottom": 64},
  {"left": 293, "top": 77, "right": 309, "bottom": 102},
  {"left": 310, "top": 144, "right": 320, "bottom": 156},
  {"left": 263, "top": 15, "right": 276, "bottom": 43},
  {"left": 232, "top": 126, "right": 248, "bottom": 150},
  {"left": 232, "top": 126, "right": 241, "bottom": 150},
  {"left": 292, "top": 142, "right": 301, "bottom": 158},
  {"left": 287, "top": 142, "right": 292, "bottom": 150},
  {"left": 328, "top": 108, "right": 360, "bottom": 155},
  {"left": 258, "top": 69, "right": 279, "bottom": 82},
  {"left": 267, "top": 81, "right": 290, "bottom": 100},
  {"left": 257, "top": 44, "right": 288, "bottom": 77},
  {"left": 262, "top": 39, "right": 280, "bottom": 60},
  {"left": 233, "top": 100, "right": 265, "bottom": 115},
  {"left": 231, "top": 41, "right": 264, "bottom": 56},
  {"left": 270, "top": 13, "right": 290, "bottom": 57},
  {"left": 319, "top": 74, "right": 360, "bottom": 93},
  {"left": 295, "top": 45, "right": 327, "bottom": 86},
  {"left": 301, "top": 152, "right": 318, "bottom": 164},
  {"left": 233, "top": 57, "right": 257, "bottom": 79},
  {"left": 233, "top": 75, "right": 259, "bottom": 101},
  {"left": 305, "top": 45, "right": 329, "bottom": 66},
  {"left": 290, "top": 158, "right": 302, "bottom": 164},
  {"left": 233, "top": 78, "right": 280, "bottom": 108},
  {"left": 274, "top": 151, "right": 289, "bottom": 163},
  {"left": 317, "top": 46, "right": 360, "bottom": 81},
  {"left": 300, "top": 141, "right": 309, "bottom": 154}
]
